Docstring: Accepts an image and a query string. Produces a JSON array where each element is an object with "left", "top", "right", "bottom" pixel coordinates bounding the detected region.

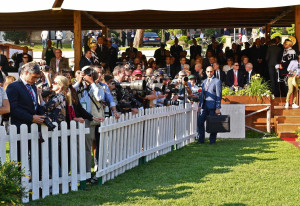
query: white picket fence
[
  {"left": 96, "top": 103, "right": 198, "bottom": 184},
  {"left": 0, "top": 121, "right": 90, "bottom": 203},
  {"left": 0, "top": 103, "right": 198, "bottom": 203}
]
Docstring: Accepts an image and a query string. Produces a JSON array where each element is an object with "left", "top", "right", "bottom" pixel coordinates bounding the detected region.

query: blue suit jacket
[
  {"left": 199, "top": 77, "right": 222, "bottom": 110},
  {"left": 6, "top": 79, "right": 44, "bottom": 131}
]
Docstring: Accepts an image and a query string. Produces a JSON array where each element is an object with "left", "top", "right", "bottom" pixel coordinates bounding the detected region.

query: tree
[
  {"left": 133, "top": 29, "right": 144, "bottom": 47},
  {"left": 3, "top": 31, "right": 30, "bottom": 44}
]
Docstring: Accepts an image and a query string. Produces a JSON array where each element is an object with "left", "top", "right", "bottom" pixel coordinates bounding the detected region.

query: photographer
[
  {"left": 174, "top": 71, "right": 192, "bottom": 103},
  {"left": 73, "top": 66, "right": 106, "bottom": 173}
]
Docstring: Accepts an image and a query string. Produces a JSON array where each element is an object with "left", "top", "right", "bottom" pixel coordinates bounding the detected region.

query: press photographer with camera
[{"left": 72, "top": 66, "right": 106, "bottom": 173}]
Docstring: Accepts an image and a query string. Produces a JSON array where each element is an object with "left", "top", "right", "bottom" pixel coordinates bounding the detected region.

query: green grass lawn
[{"left": 27, "top": 137, "right": 300, "bottom": 206}]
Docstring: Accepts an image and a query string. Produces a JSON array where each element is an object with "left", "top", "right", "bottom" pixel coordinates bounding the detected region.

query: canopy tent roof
[{"left": 0, "top": 0, "right": 298, "bottom": 30}]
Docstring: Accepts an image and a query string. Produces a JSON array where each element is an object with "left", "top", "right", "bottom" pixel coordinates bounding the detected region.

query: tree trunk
[{"left": 133, "top": 29, "right": 144, "bottom": 47}]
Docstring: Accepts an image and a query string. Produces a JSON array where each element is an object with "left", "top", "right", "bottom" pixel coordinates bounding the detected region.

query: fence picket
[
  {"left": 41, "top": 125, "right": 50, "bottom": 198},
  {"left": 20, "top": 125, "right": 29, "bottom": 203},
  {"left": 70, "top": 121, "right": 78, "bottom": 191},
  {"left": 51, "top": 123, "right": 59, "bottom": 195},
  {"left": 79, "top": 121, "right": 87, "bottom": 181},
  {"left": 0, "top": 126, "right": 6, "bottom": 162},
  {"left": 30, "top": 124, "right": 39, "bottom": 200},
  {"left": 61, "top": 122, "right": 69, "bottom": 194},
  {"left": 9, "top": 125, "right": 18, "bottom": 162}
]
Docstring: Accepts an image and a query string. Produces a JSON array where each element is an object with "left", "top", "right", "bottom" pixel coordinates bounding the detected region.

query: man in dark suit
[
  {"left": 126, "top": 30, "right": 132, "bottom": 46},
  {"left": 15, "top": 46, "right": 33, "bottom": 69},
  {"left": 95, "top": 36, "right": 108, "bottom": 67},
  {"left": 265, "top": 39, "right": 283, "bottom": 97},
  {"left": 125, "top": 41, "right": 138, "bottom": 56},
  {"left": 207, "top": 36, "right": 216, "bottom": 51},
  {"left": 154, "top": 43, "right": 167, "bottom": 67},
  {"left": 244, "top": 62, "right": 256, "bottom": 84},
  {"left": 121, "top": 29, "right": 126, "bottom": 47},
  {"left": 107, "top": 40, "right": 118, "bottom": 72},
  {"left": 0, "top": 54, "right": 9, "bottom": 84},
  {"left": 190, "top": 38, "right": 202, "bottom": 61},
  {"left": 170, "top": 38, "right": 183, "bottom": 64},
  {"left": 197, "top": 66, "right": 222, "bottom": 144},
  {"left": 164, "top": 30, "right": 170, "bottom": 43},
  {"left": 250, "top": 38, "right": 266, "bottom": 78},
  {"left": 227, "top": 43, "right": 241, "bottom": 62},
  {"left": 213, "top": 62, "right": 226, "bottom": 83},
  {"left": 79, "top": 49, "right": 94, "bottom": 70},
  {"left": 226, "top": 61, "right": 245, "bottom": 90},
  {"left": 6, "top": 62, "right": 45, "bottom": 131}
]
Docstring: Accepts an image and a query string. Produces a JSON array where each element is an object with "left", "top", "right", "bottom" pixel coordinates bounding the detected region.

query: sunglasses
[
  {"left": 234, "top": 64, "right": 239, "bottom": 66},
  {"left": 206, "top": 71, "right": 214, "bottom": 73},
  {"left": 23, "top": 57, "right": 28, "bottom": 58}
]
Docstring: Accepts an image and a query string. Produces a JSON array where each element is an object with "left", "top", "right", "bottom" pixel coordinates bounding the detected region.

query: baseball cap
[
  {"left": 188, "top": 75, "right": 196, "bottom": 79},
  {"left": 132, "top": 69, "right": 143, "bottom": 76}
]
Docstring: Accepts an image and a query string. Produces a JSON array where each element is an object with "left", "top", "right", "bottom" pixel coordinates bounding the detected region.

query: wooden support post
[
  {"left": 73, "top": 11, "right": 81, "bottom": 72},
  {"left": 102, "top": 26, "right": 108, "bottom": 38},
  {"left": 265, "top": 23, "right": 271, "bottom": 42},
  {"left": 295, "top": 5, "right": 300, "bottom": 51},
  {"left": 267, "top": 108, "right": 271, "bottom": 133}
]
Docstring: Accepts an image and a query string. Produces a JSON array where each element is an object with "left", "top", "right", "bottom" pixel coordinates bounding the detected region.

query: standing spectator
[
  {"left": 190, "top": 38, "right": 202, "bottom": 61},
  {"left": 241, "top": 28, "right": 248, "bottom": 43},
  {"left": 79, "top": 49, "right": 94, "bottom": 70},
  {"left": 95, "top": 36, "right": 108, "bottom": 68},
  {"left": 0, "top": 85, "right": 10, "bottom": 129},
  {"left": 70, "top": 32, "right": 74, "bottom": 49},
  {"left": 154, "top": 43, "right": 167, "bottom": 67},
  {"left": 121, "top": 29, "right": 126, "bottom": 47},
  {"left": 126, "top": 30, "right": 132, "bottom": 46},
  {"left": 107, "top": 40, "right": 118, "bottom": 73},
  {"left": 41, "top": 30, "right": 48, "bottom": 49},
  {"left": 0, "top": 54, "right": 9, "bottom": 86},
  {"left": 199, "top": 29, "right": 204, "bottom": 39},
  {"left": 125, "top": 41, "right": 138, "bottom": 56},
  {"left": 49, "top": 49, "right": 70, "bottom": 74},
  {"left": 2, "top": 76, "right": 15, "bottom": 133},
  {"left": 197, "top": 66, "right": 222, "bottom": 144},
  {"left": 265, "top": 39, "right": 283, "bottom": 97},
  {"left": 42, "top": 40, "right": 56, "bottom": 66},
  {"left": 6, "top": 62, "right": 45, "bottom": 132},
  {"left": 56, "top": 30, "right": 63, "bottom": 49},
  {"left": 89, "top": 43, "right": 100, "bottom": 65},
  {"left": 165, "top": 29, "right": 170, "bottom": 43},
  {"left": 15, "top": 46, "right": 33, "bottom": 69},
  {"left": 170, "top": 38, "right": 183, "bottom": 64},
  {"left": 250, "top": 38, "right": 266, "bottom": 79}
]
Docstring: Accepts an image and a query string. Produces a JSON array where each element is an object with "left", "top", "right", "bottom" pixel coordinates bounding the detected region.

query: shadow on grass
[{"left": 29, "top": 138, "right": 279, "bottom": 205}]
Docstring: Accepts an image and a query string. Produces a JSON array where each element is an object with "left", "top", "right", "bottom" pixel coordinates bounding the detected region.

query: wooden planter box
[
  {"left": 221, "top": 96, "right": 272, "bottom": 105},
  {"left": 221, "top": 96, "right": 273, "bottom": 133}
]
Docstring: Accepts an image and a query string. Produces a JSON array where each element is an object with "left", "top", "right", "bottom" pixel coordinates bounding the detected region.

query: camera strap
[{"left": 87, "top": 92, "right": 101, "bottom": 112}]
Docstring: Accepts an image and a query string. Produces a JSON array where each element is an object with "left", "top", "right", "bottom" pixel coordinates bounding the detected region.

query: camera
[
  {"left": 117, "top": 80, "right": 146, "bottom": 91},
  {"left": 43, "top": 116, "right": 56, "bottom": 131},
  {"left": 163, "top": 99, "right": 180, "bottom": 106}
]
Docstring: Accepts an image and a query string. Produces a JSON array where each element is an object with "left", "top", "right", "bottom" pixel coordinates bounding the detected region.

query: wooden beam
[
  {"left": 82, "top": 11, "right": 107, "bottom": 29},
  {"left": 74, "top": 11, "right": 81, "bottom": 72},
  {"left": 296, "top": 5, "right": 300, "bottom": 51},
  {"left": 269, "top": 6, "right": 294, "bottom": 25},
  {"left": 52, "top": 0, "right": 64, "bottom": 8},
  {"left": 102, "top": 27, "right": 108, "bottom": 38},
  {"left": 265, "top": 23, "right": 271, "bottom": 42}
]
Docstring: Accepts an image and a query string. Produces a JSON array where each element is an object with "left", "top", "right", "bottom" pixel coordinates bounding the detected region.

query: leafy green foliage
[
  {"left": 223, "top": 74, "right": 274, "bottom": 100},
  {"left": 218, "top": 35, "right": 230, "bottom": 43},
  {"left": 271, "top": 32, "right": 282, "bottom": 39},
  {"left": 166, "top": 40, "right": 175, "bottom": 45},
  {"left": 0, "top": 161, "right": 27, "bottom": 205},
  {"left": 178, "top": 36, "right": 188, "bottom": 43},
  {"left": 204, "top": 28, "right": 217, "bottom": 38},
  {"left": 3, "top": 31, "right": 29, "bottom": 44}
]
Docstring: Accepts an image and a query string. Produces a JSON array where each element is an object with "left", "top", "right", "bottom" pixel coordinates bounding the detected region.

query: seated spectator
[
  {"left": 18, "top": 53, "right": 30, "bottom": 74},
  {"left": 49, "top": 49, "right": 70, "bottom": 75},
  {"left": 0, "top": 84, "right": 10, "bottom": 129},
  {"left": 213, "top": 62, "right": 226, "bottom": 83},
  {"left": 226, "top": 61, "right": 245, "bottom": 90},
  {"left": 244, "top": 62, "right": 256, "bottom": 85},
  {"left": 188, "top": 75, "right": 199, "bottom": 94},
  {"left": 223, "top": 57, "right": 234, "bottom": 74}
]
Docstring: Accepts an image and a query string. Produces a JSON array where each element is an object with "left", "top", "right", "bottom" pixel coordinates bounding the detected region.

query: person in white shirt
[
  {"left": 56, "top": 31, "right": 63, "bottom": 49},
  {"left": 41, "top": 30, "right": 48, "bottom": 49}
]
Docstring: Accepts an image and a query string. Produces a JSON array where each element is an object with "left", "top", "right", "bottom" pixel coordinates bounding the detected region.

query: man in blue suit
[
  {"left": 6, "top": 62, "right": 45, "bottom": 132},
  {"left": 197, "top": 66, "right": 222, "bottom": 144}
]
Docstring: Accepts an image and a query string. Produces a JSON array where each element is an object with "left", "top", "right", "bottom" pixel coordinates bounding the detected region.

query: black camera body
[{"left": 43, "top": 116, "right": 56, "bottom": 131}]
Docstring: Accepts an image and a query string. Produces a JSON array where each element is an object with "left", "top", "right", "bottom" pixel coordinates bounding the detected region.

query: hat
[
  {"left": 188, "top": 75, "right": 196, "bottom": 79},
  {"left": 132, "top": 69, "right": 143, "bottom": 76}
]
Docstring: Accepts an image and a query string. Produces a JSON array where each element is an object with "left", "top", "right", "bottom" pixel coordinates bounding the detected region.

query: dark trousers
[
  {"left": 197, "top": 107, "right": 217, "bottom": 143},
  {"left": 57, "top": 40, "right": 62, "bottom": 49},
  {"left": 269, "top": 66, "right": 279, "bottom": 97}
]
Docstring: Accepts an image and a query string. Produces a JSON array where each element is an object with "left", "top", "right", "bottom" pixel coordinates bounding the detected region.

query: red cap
[{"left": 132, "top": 69, "right": 143, "bottom": 76}]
